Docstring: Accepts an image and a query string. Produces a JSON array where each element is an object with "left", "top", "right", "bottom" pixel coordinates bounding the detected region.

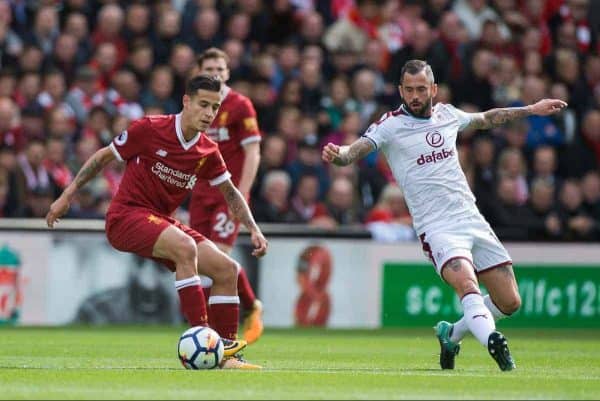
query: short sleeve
[
  {"left": 198, "top": 149, "right": 231, "bottom": 186},
  {"left": 109, "top": 118, "right": 149, "bottom": 161},
  {"left": 238, "top": 98, "right": 262, "bottom": 146},
  {"left": 362, "top": 116, "right": 392, "bottom": 150},
  {"left": 445, "top": 104, "right": 474, "bottom": 131}
]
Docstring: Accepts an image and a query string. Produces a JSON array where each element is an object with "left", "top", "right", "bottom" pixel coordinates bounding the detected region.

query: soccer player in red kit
[
  {"left": 189, "top": 48, "right": 264, "bottom": 344},
  {"left": 45, "top": 75, "right": 267, "bottom": 369}
]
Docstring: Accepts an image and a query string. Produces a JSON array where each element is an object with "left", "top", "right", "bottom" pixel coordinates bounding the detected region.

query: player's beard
[{"left": 403, "top": 97, "right": 432, "bottom": 118}]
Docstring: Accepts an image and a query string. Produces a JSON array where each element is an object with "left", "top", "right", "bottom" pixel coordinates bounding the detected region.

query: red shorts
[
  {"left": 106, "top": 206, "right": 206, "bottom": 271},
  {"left": 189, "top": 199, "right": 241, "bottom": 247}
]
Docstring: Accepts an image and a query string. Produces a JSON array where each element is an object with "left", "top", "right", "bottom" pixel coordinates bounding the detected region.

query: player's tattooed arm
[
  {"left": 219, "top": 179, "right": 268, "bottom": 257},
  {"left": 468, "top": 107, "right": 532, "bottom": 130},
  {"left": 46, "top": 146, "right": 116, "bottom": 228},
  {"left": 467, "top": 99, "right": 568, "bottom": 130},
  {"left": 322, "top": 137, "right": 375, "bottom": 166},
  {"left": 70, "top": 147, "right": 116, "bottom": 195},
  {"left": 219, "top": 179, "right": 259, "bottom": 231}
]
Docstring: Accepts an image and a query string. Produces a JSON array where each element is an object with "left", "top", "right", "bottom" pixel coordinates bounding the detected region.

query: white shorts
[{"left": 418, "top": 216, "right": 512, "bottom": 276}]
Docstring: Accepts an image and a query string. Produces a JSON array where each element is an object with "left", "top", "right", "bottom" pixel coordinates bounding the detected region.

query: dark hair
[
  {"left": 196, "top": 47, "right": 230, "bottom": 68},
  {"left": 399, "top": 59, "right": 435, "bottom": 85},
  {"left": 185, "top": 74, "right": 221, "bottom": 95}
]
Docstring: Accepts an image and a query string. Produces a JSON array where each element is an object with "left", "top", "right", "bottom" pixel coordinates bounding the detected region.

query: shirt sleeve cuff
[
  {"left": 240, "top": 136, "right": 262, "bottom": 146},
  {"left": 362, "top": 135, "right": 379, "bottom": 150},
  {"left": 209, "top": 171, "right": 231, "bottom": 186},
  {"left": 109, "top": 142, "right": 124, "bottom": 162}
]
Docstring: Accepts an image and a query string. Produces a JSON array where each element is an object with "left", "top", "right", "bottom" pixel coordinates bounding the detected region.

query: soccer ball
[{"left": 178, "top": 326, "right": 224, "bottom": 369}]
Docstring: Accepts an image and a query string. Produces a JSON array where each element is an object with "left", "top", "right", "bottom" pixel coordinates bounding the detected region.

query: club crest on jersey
[
  {"left": 115, "top": 131, "right": 128, "bottom": 146},
  {"left": 425, "top": 131, "right": 444, "bottom": 148},
  {"left": 219, "top": 112, "right": 228, "bottom": 126}
]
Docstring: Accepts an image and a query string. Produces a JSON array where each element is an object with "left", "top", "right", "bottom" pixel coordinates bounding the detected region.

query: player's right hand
[
  {"left": 322, "top": 143, "right": 340, "bottom": 164},
  {"left": 250, "top": 229, "right": 268, "bottom": 258},
  {"left": 46, "top": 194, "right": 70, "bottom": 228}
]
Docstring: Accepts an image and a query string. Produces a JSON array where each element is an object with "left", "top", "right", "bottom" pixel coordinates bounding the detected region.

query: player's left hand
[
  {"left": 46, "top": 194, "right": 71, "bottom": 228},
  {"left": 529, "top": 99, "right": 568, "bottom": 116},
  {"left": 250, "top": 229, "right": 268, "bottom": 258}
]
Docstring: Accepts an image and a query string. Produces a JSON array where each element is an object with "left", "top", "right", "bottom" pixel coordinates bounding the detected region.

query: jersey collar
[
  {"left": 175, "top": 113, "right": 201, "bottom": 150},
  {"left": 221, "top": 85, "right": 231, "bottom": 101}
]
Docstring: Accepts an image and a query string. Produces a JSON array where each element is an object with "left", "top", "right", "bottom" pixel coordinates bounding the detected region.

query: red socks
[
  {"left": 208, "top": 296, "right": 240, "bottom": 340},
  {"left": 175, "top": 276, "right": 208, "bottom": 327}
]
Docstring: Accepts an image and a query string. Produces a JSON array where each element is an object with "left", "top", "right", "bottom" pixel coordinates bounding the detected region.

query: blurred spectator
[
  {"left": 352, "top": 68, "right": 379, "bottom": 130},
  {"left": 364, "top": 183, "right": 415, "bottom": 242},
  {"left": 453, "top": 48, "right": 495, "bottom": 111},
  {"left": 125, "top": 40, "right": 154, "bottom": 85},
  {"left": 0, "top": 2, "right": 23, "bottom": 69},
  {"left": 44, "top": 136, "right": 72, "bottom": 191},
  {"left": 24, "top": 5, "right": 59, "bottom": 57},
  {"left": 252, "top": 134, "right": 288, "bottom": 200},
  {"left": 496, "top": 147, "right": 528, "bottom": 205},
  {"left": 580, "top": 109, "right": 600, "bottom": 167},
  {"left": 140, "top": 65, "right": 178, "bottom": 114},
  {"left": 63, "top": 12, "right": 93, "bottom": 65},
  {"left": 529, "top": 145, "right": 562, "bottom": 193},
  {"left": 22, "top": 185, "right": 54, "bottom": 218},
  {"left": 92, "top": 4, "right": 127, "bottom": 67},
  {"left": 452, "top": 0, "right": 508, "bottom": 41},
  {"left": 169, "top": 44, "right": 195, "bottom": 102},
  {"left": 316, "top": 176, "right": 363, "bottom": 227},
  {"left": 0, "top": 97, "right": 24, "bottom": 151},
  {"left": 184, "top": 7, "right": 220, "bottom": 55},
  {"left": 15, "top": 139, "right": 56, "bottom": 199},
  {"left": 249, "top": 76, "right": 277, "bottom": 133},
  {"left": 21, "top": 103, "right": 45, "bottom": 141},
  {"left": 252, "top": 169, "right": 296, "bottom": 223},
  {"left": 286, "top": 134, "right": 330, "bottom": 199},
  {"left": 89, "top": 42, "right": 119, "bottom": 90},
  {"left": 557, "top": 179, "right": 598, "bottom": 241},
  {"left": 109, "top": 69, "right": 144, "bottom": 121},
  {"left": 37, "top": 69, "right": 71, "bottom": 116},
  {"left": 123, "top": 3, "right": 151, "bottom": 43},
  {"left": 525, "top": 178, "right": 563, "bottom": 241},
  {"left": 580, "top": 171, "right": 600, "bottom": 223},
  {"left": 15, "top": 71, "right": 41, "bottom": 109},
  {"left": 485, "top": 175, "right": 533, "bottom": 240},
  {"left": 289, "top": 173, "right": 328, "bottom": 224},
  {"left": 47, "top": 33, "right": 81, "bottom": 85},
  {"left": 387, "top": 18, "right": 450, "bottom": 86}
]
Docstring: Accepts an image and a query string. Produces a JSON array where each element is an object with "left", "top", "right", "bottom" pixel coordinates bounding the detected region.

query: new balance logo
[
  {"left": 417, "top": 148, "right": 454, "bottom": 165},
  {"left": 155, "top": 149, "right": 168, "bottom": 157}
]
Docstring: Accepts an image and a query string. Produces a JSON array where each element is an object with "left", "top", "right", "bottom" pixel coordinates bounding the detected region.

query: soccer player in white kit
[{"left": 322, "top": 60, "right": 568, "bottom": 371}]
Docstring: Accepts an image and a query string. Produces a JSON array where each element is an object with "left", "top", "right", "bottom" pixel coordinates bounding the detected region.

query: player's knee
[
  {"left": 213, "top": 259, "right": 237, "bottom": 285},
  {"left": 173, "top": 236, "right": 198, "bottom": 269},
  {"left": 501, "top": 293, "right": 521, "bottom": 315}
]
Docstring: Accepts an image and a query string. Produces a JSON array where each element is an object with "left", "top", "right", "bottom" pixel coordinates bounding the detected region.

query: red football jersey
[
  {"left": 108, "top": 114, "right": 230, "bottom": 216},
  {"left": 192, "top": 88, "right": 261, "bottom": 202}
]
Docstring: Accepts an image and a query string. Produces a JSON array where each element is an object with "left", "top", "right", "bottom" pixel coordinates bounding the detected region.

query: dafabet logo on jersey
[{"left": 418, "top": 131, "right": 453, "bottom": 165}]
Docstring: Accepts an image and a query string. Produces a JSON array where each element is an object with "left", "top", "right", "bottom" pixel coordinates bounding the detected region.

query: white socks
[
  {"left": 453, "top": 293, "right": 496, "bottom": 346},
  {"left": 450, "top": 294, "right": 507, "bottom": 343}
]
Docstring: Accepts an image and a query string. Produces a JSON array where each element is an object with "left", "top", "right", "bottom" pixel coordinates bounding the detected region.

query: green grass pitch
[{"left": 0, "top": 326, "right": 599, "bottom": 400}]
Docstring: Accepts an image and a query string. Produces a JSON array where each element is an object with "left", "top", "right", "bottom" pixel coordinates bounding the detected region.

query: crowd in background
[{"left": 1, "top": 0, "right": 600, "bottom": 242}]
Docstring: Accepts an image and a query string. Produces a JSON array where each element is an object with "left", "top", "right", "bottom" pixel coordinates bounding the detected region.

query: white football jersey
[{"left": 364, "top": 103, "right": 480, "bottom": 235}]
